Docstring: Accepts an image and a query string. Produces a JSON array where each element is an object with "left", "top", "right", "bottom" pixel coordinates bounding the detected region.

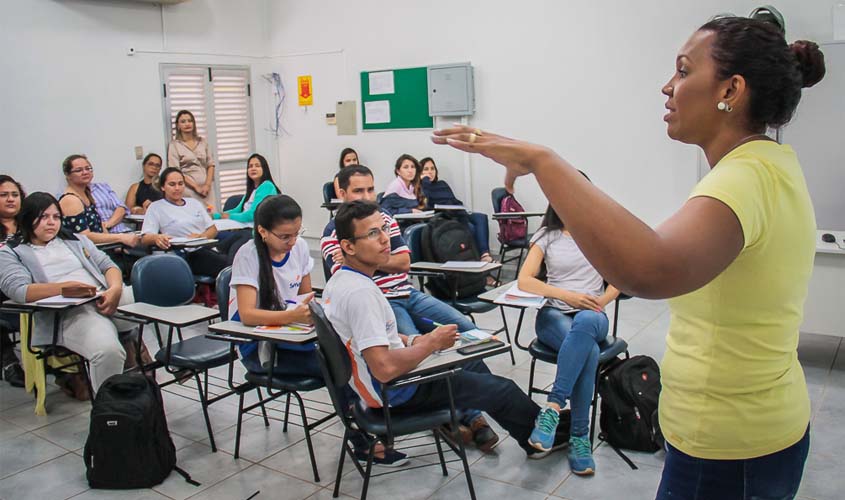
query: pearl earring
[{"left": 717, "top": 101, "right": 733, "bottom": 112}]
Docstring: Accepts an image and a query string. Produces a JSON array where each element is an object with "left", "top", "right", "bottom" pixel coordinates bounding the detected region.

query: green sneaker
[
  {"left": 528, "top": 406, "right": 560, "bottom": 451},
  {"left": 568, "top": 434, "right": 595, "bottom": 476}
]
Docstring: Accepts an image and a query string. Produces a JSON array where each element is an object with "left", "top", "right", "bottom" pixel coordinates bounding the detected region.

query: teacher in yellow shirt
[{"left": 434, "top": 16, "right": 825, "bottom": 500}]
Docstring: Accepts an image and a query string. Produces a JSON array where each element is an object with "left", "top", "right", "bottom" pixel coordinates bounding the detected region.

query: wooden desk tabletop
[
  {"left": 392, "top": 341, "right": 510, "bottom": 383},
  {"left": 117, "top": 303, "right": 219, "bottom": 326},
  {"left": 208, "top": 320, "right": 317, "bottom": 344}
]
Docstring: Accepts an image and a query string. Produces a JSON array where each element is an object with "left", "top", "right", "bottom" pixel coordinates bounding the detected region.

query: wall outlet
[{"left": 134, "top": 146, "right": 143, "bottom": 160}]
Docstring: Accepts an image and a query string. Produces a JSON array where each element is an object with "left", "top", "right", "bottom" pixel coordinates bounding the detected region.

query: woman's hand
[
  {"left": 220, "top": 212, "right": 230, "bottom": 219},
  {"left": 96, "top": 286, "right": 122, "bottom": 316},
  {"left": 561, "top": 291, "right": 603, "bottom": 312},
  {"left": 432, "top": 125, "right": 552, "bottom": 191},
  {"left": 200, "top": 183, "right": 212, "bottom": 197},
  {"left": 153, "top": 234, "right": 172, "bottom": 250}
]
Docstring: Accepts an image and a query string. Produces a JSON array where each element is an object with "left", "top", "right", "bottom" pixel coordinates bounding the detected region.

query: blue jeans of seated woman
[
  {"left": 240, "top": 346, "right": 322, "bottom": 378},
  {"left": 535, "top": 307, "right": 608, "bottom": 437},
  {"left": 656, "top": 425, "right": 810, "bottom": 500},
  {"left": 466, "top": 212, "right": 491, "bottom": 255}
]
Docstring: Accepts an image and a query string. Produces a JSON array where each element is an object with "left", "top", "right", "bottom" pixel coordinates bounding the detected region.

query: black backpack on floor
[
  {"left": 84, "top": 374, "right": 197, "bottom": 489},
  {"left": 420, "top": 213, "right": 486, "bottom": 299},
  {"left": 598, "top": 355, "right": 664, "bottom": 455}
]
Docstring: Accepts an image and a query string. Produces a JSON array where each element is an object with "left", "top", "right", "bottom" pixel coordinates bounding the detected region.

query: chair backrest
[
  {"left": 322, "top": 182, "right": 334, "bottom": 204},
  {"left": 223, "top": 195, "right": 242, "bottom": 211},
  {"left": 401, "top": 223, "right": 426, "bottom": 263},
  {"left": 216, "top": 266, "right": 233, "bottom": 321},
  {"left": 131, "top": 254, "right": 196, "bottom": 306},
  {"left": 491, "top": 187, "right": 508, "bottom": 213},
  {"left": 376, "top": 191, "right": 384, "bottom": 204},
  {"left": 309, "top": 301, "right": 355, "bottom": 428}
]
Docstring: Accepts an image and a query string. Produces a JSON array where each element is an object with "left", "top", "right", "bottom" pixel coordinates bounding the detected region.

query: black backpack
[
  {"left": 84, "top": 374, "right": 197, "bottom": 489},
  {"left": 598, "top": 355, "right": 664, "bottom": 456},
  {"left": 420, "top": 213, "right": 486, "bottom": 299}
]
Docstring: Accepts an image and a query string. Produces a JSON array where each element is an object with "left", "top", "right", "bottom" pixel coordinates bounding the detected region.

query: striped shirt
[
  {"left": 320, "top": 210, "right": 412, "bottom": 292},
  {"left": 90, "top": 183, "right": 129, "bottom": 233}
]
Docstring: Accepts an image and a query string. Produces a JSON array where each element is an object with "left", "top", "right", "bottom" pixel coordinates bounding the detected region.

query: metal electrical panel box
[{"left": 427, "top": 63, "right": 475, "bottom": 116}]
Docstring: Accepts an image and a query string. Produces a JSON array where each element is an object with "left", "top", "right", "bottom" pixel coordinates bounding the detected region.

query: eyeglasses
[
  {"left": 0, "top": 191, "right": 21, "bottom": 199},
  {"left": 70, "top": 166, "right": 94, "bottom": 174},
  {"left": 38, "top": 213, "right": 62, "bottom": 222},
  {"left": 268, "top": 227, "right": 306, "bottom": 243},
  {"left": 350, "top": 223, "right": 390, "bottom": 241}
]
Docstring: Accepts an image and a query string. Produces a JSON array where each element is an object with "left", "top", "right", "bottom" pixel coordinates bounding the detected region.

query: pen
[
  {"left": 420, "top": 317, "right": 444, "bottom": 327},
  {"left": 285, "top": 299, "right": 297, "bottom": 305}
]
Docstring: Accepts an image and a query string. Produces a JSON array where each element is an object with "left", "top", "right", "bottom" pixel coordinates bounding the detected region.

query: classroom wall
[
  {"left": 0, "top": 0, "right": 272, "bottom": 200},
  {"left": 262, "top": 0, "right": 839, "bottom": 243}
]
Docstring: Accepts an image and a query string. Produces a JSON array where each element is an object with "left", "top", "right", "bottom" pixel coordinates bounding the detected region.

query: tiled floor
[{"left": 1, "top": 290, "right": 843, "bottom": 499}]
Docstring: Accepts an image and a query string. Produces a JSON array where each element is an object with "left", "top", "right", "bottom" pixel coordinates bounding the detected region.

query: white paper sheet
[
  {"left": 368, "top": 71, "right": 395, "bottom": 95},
  {"left": 364, "top": 100, "right": 391, "bottom": 124}
]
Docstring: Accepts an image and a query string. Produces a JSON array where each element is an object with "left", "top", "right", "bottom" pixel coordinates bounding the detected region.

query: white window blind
[{"left": 161, "top": 65, "right": 254, "bottom": 210}]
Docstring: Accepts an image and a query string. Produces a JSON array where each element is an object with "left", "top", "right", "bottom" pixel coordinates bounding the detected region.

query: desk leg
[
  {"left": 498, "top": 306, "right": 516, "bottom": 365},
  {"left": 513, "top": 309, "right": 528, "bottom": 351}
]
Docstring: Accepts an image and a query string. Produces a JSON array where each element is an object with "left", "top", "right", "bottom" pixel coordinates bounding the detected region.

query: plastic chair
[
  {"left": 130, "top": 254, "right": 235, "bottom": 451},
  {"left": 223, "top": 195, "right": 242, "bottom": 212},
  {"left": 213, "top": 268, "right": 333, "bottom": 478},
  {"left": 403, "top": 223, "right": 515, "bottom": 364},
  {"left": 310, "top": 301, "right": 478, "bottom": 500}
]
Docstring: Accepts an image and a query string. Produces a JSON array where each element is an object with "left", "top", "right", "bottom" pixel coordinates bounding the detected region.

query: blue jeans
[
  {"left": 240, "top": 346, "right": 322, "bottom": 378},
  {"left": 390, "top": 289, "right": 476, "bottom": 335},
  {"left": 466, "top": 212, "right": 491, "bottom": 255},
  {"left": 655, "top": 425, "right": 810, "bottom": 500},
  {"left": 535, "top": 307, "right": 608, "bottom": 437},
  {"left": 389, "top": 288, "right": 480, "bottom": 423}
]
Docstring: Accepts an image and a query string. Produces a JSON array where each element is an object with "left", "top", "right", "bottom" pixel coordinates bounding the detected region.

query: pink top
[{"left": 383, "top": 176, "right": 417, "bottom": 200}]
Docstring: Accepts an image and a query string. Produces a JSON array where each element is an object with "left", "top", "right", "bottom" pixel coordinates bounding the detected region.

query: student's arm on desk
[
  {"left": 517, "top": 243, "right": 602, "bottom": 312},
  {"left": 363, "top": 325, "right": 459, "bottom": 383},
  {"left": 235, "top": 284, "right": 314, "bottom": 326}
]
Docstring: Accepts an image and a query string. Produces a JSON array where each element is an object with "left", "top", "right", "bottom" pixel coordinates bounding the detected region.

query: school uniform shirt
[
  {"left": 530, "top": 227, "right": 604, "bottom": 312},
  {"left": 228, "top": 238, "right": 314, "bottom": 359},
  {"left": 662, "top": 140, "right": 815, "bottom": 460},
  {"left": 320, "top": 210, "right": 412, "bottom": 293},
  {"left": 323, "top": 266, "right": 417, "bottom": 408},
  {"left": 30, "top": 238, "right": 101, "bottom": 289},
  {"left": 141, "top": 197, "right": 213, "bottom": 239}
]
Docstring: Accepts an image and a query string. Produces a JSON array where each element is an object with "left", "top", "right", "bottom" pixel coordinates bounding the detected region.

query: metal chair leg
[
  {"left": 234, "top": 391, "right": 245, "bottom": 459},
  {"left": 433, "top": 430, "right": 448, "bottom": 476},
  {"left": 527, "top": 357, "right": 538, "bottom": 399},
  {"left": 294, "top": 392, "right": 320, "bottom": 482},
  {"left": 255, "top": 387, "right": 270, "bottom": 427},
  {"left": 333, "top": 430, "right": 349, "bottom": 498},
  {"left": 590, "top": 368, "right": 601, "bottom": 447},
  {"left": 499, "top": 306, "right": 516, "bottom": 365},
  {"left": 360, "top": 443, "right": 375, "bottom": 500},
  {"left": 194, "top": 371, "right": 217, "bottom": 452},
  {"left": 282, "top": 392, "right": 292, "bottom": 432}
]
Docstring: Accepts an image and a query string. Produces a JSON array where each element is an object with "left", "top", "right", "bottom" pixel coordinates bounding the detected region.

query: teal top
[{"left": 213, "top": 180, "right": 279, "bottom": 222}]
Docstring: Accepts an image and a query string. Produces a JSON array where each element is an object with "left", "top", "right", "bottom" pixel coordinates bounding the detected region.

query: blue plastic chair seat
[
  {"left": 155, "top": 336, "right": 233, "bottom": 371},
  {"left": 528, "top": 336, "right": 629, "bottom": 365},
  {"left": 352, "top": 401, "right": 455, "bottom": 436},
  {"left": 244, "top": 372, "right": 325, "bottom": 392}
]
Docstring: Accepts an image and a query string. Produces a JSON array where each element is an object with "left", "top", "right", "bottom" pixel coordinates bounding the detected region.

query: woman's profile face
[
  {"left": 662, "top": 30, "right": 725, "bottom": 145},
  {"left": 421, "top": 161, "right": 436, "bottom": 180},
  {"left": 397, "top": 160, "right": 416, "bottom": 183},
  {"left": 342, "top": 152, "right": 358, "bottom": 167}
]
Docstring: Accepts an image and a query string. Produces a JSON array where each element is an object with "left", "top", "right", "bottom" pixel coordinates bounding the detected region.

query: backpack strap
[
  {"left": 173, "top": 466, "right": 201, "bottom": 486},
  {"left": 598, "top": 433, "right": 638, "bottom": 470}
]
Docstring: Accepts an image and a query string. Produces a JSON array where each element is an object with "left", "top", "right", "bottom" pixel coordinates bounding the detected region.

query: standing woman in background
[
  {"left": 168, "top": 110, "right": 216, "bottom": 209},
  {"left": 125, "top": 153, "right": 163, "bottom": 215},
  {"left": 435, "top": 17, "right": 825, "bottom": 499},
  {"left": 333, "top": 147, "right": 359, "bottom": 198}
]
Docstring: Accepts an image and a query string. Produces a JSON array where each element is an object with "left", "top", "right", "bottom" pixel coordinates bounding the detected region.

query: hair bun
[{"left": 790, "top": 40, "right": 826, "bottom": 88}]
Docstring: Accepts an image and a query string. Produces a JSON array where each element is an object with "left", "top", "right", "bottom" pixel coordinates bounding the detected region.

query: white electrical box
[{"left": 427, "top": 63, "right": 475, "bottom": 116}]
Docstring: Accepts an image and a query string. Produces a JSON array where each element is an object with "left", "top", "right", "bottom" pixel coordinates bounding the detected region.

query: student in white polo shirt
[{"left": 324, "top": 200, "right": 572, "bottom": 458}]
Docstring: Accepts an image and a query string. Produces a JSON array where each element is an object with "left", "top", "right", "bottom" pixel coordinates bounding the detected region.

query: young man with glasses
[
  {"left": 320, "top": 165, "right": 500, "bottom": 451},
  {"left": 323, "top": 201, "right": 571, "bottom": 459}
]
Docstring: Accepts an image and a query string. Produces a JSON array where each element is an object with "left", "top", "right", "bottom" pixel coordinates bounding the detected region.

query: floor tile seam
[
  {"left": 160, "top": 457, "right": 253, "bottom": 499},
  {"left": 0, "top": 449, "right": 75, "bottom": 482}
]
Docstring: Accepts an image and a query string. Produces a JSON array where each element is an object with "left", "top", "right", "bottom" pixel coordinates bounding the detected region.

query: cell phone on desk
[{"left": 457, "top": 339, "right": 504, "bottom": 355}]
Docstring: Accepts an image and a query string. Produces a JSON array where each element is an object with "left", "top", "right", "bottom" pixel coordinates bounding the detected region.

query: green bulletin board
[{"left": 360, "top": 66, "right": 434, "bottom": 130}]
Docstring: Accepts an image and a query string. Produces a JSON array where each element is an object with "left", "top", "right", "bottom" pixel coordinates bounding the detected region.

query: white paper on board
[
  {"left": 364, "top": 100, "right": 391, "bottom": 124},
  {"left": 368, "top": 71, "right": 395, "bottom": 95}
]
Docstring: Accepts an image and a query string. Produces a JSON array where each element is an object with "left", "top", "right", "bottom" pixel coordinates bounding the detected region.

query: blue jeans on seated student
[
  {"left": 535, "top": 307, "right": 608, "bottom": 437},
  {"left": 656, "top": 425, "right": 810, "bottom": 500},
  {"left": 240, "top": 345, "right": 322, "bottom": 378},
  {"left": 466, "top": 212, "right": 491, "bottom": 255}
]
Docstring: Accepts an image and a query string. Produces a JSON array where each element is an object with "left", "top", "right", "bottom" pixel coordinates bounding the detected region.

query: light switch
[{"left": 134, "top": 146, "right": 143, "bottom": 160}]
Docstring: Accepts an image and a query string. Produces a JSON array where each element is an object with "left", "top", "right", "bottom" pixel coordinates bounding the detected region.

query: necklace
[{"left": 726, "top": 133, "right": 772, "bottom": 154}]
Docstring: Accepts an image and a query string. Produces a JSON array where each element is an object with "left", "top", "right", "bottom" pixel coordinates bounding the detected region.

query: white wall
[
  {"left": 263, "top": 0, "right": 840, "bottom": 241},
  {"left": 0, "top": 0, "right": 272, "bottom": 200}
]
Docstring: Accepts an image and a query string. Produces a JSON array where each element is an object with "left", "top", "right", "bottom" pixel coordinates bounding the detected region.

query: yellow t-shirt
[{"left": 660, "top": 140, "right": 815, "bottom": 460}]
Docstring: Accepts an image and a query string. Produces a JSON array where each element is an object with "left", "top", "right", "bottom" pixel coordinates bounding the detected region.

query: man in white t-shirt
[{"left": 323, "top": 201, "right": 572, "bottom": 458}]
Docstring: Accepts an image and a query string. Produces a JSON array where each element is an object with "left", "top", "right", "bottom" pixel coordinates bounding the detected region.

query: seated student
[
  {"left": 517, "top": 203, "right": 620, "bottom": 476},
  {"left": 0, "top": 175, "right": 25, "bottom": 387},
  {"left": 0, "top": 192, "right": 133, "bottom": 395},
  {"left": 380, "top": 154, "right": 426, "bottom": 215},
  {"left": 125, "top": 153, "right": 164, "bottom": 215},
  {"left": 228, "top": 194, "right": 316, "bottom": 375},
  {"left": 59, "top": 154, "right": 140, "bottom": 247},
  {"left": 322, "top": 166, "right": 499, "bottom": 450},
  {"left": 324, "top": 200, "right": 572, "bottom": 458},
  {"left": 141, "top": 168, "right": 228, "bottom": 280},
  {"left": 213, "top": 153, "right": 281, "bottom": 259},
  {"left": 419, "top": 156, "right": 493, "bottom": 263},
  {"left": 333, "top": 147, "right": 359, "bottom": 199}
]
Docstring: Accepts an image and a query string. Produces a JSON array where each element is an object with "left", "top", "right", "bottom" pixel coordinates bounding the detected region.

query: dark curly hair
[{"left": 699, "top": 17, "right": 825, "bottom": 131}]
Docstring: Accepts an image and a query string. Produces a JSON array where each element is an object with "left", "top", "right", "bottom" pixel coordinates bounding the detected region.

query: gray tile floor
[{"left": 1, "top": 293, "right": 842, "bottom": 500}]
